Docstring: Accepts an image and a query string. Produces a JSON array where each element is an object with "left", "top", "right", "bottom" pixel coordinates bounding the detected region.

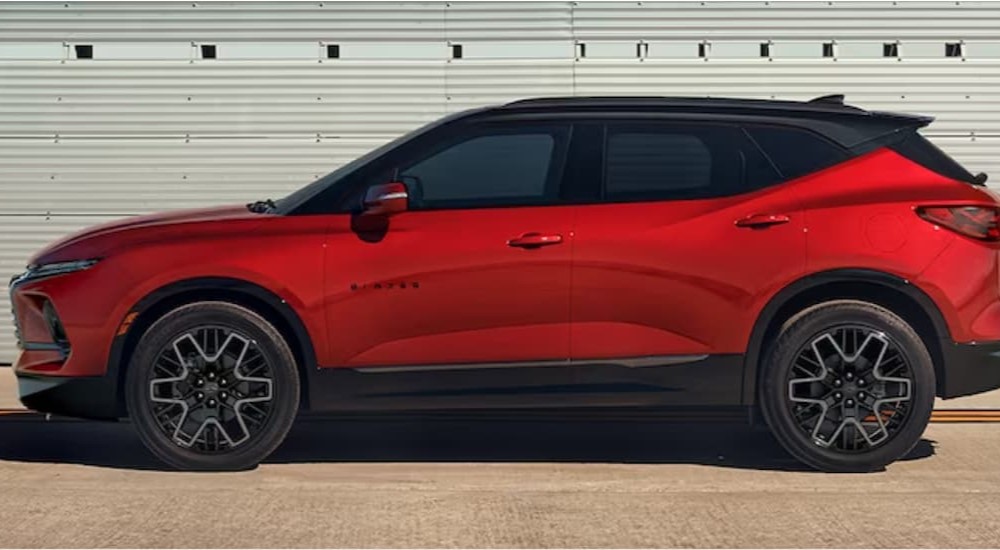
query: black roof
[{"left": 489, "top": 94, "right": 932, "bottom": 152}]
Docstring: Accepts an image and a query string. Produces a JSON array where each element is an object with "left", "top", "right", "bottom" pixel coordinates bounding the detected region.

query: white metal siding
[{"left": 1, "top": 1, "right": 999, "bottom": 362}]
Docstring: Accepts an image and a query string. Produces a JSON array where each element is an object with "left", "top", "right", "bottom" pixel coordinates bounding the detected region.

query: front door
[{"left": 318, "top": 122, "right": 576, "bottom": 408}]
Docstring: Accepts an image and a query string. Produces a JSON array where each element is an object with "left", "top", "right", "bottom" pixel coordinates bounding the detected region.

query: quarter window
[{"left": 744, "top": 126, "right": 849, "bottom": 181}]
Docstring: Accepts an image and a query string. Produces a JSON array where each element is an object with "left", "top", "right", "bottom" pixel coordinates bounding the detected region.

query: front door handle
[
  {"left": 507, "top": 232, "right": 564, "bottom": 249},
  {"left": 735, "top": 213, "right": 791, "bottom": 228}
]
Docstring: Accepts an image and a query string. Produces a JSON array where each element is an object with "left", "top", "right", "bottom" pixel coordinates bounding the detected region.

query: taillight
[{"left": 917, "top": 205, "right": 1000, "bottom": 241}]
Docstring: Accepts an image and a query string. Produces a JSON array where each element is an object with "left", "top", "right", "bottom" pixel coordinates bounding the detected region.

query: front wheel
[
  {"left": 759, "top": 300, "right": 935, "bottom": 472},
  {"left": 125, "top": 301, "right": 300, "bottom": 471}
]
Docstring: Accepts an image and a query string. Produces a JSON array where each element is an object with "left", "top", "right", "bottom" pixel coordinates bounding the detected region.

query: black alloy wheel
[
  {"left": 760, "top": 300, "right": 935, "bottom": 472},
  {"left": 126, "top": 302, "right": 299, "bottom": 471}
]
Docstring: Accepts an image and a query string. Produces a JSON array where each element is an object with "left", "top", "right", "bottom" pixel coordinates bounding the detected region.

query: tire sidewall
[
  {"left": 125, "top": 302, "right": 299, "bottom": 471},
  {"left": 760, "top": 301, "right": 935, "bottom": 472}
]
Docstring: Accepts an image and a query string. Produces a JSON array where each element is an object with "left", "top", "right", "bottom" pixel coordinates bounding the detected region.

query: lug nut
[
  {"left": 195, "top": 392, "right": 205, "bottom": 400},
  {"left": 858, "top": 392, "right": 866, "bottom": 400},
  {"left": 219, "top": 378, "right": 227, "bottom": 386},
  {"left": 846, "top": 399, "right": 855, "bottom": 407},
  {"left": 845, "top": 372, "right": 854, "bottom": 381},
  {"left": 207, "top": 372, "right": 216, "bottom": 380},
  {"left": 834, "top": 392, "right": 843, "bottom": 400},
  {"left": 858, "top": 379, "right": 866, "bottom": 386},
  {"left": 220, "top": 391, "right": 228, "bottom": 400},
  {"left": 195, "top": 378, "right": 204, "bottom": 387},
  {"left": 208, "top": 398, "right": 217, "bottom": 407},
  {"left": 833, "top": 379, "right": 843, "bottom": 387}
]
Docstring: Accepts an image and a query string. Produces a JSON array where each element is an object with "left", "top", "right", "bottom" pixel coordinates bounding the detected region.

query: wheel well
[
  {"left": 751, "top": 280, "right": 946, "bottom": 400},
  {"left": 113, "top": 285, "right": 313, "bottom": 415}
]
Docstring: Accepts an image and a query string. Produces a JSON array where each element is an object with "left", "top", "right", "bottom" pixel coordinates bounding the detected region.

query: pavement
[
  {"left": 1, "top": 368, "right": 16, "bottom": 410},
  {"left": 1, "top": 367, "right": 1000, "bottom": 547},
  {"left": 1, "top": 413, "right": 1000, "bottom": 547}
]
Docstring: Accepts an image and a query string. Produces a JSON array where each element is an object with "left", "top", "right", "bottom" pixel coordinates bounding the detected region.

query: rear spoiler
[
  {"left": 844, "top": 111, "right": 934, "bottom": 154},
  {"left": 822, "top": 98, "right": 987, "bottom": 186},
  {"left": 760, "top": 96, "right": 937, "bottom": 155}
]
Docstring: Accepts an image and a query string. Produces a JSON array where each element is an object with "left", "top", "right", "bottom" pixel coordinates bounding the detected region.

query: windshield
[{"left": 275, "top": 110, "right": 480, "bottom": 214}]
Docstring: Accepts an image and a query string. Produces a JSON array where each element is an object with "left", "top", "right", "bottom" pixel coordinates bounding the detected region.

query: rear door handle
[
  {"left": 735, "top": 213, "right": 790, "bottom": 228},
  {"left": 507, "top": 232, "right": 564, "bottom": 249}
]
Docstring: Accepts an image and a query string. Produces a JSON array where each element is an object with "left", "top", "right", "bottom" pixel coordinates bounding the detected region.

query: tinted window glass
[
  {"left": 603, "top": 123, "right": 781, "bottom": 200},
  {"left": 398, "top": 128, "right": 566, "bottom": 209},
  {"left": 282, "top": 112, "right": 469, "bottom": 215},
  {"left": 745, "top": 126, "right": 848, "bottom": 181},
  {"left": 607, "top": 132, "right": 712, "bottom": 193}
]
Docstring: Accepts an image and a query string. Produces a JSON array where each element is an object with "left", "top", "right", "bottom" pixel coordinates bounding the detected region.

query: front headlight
[{"left": 12, "top": 259, "right": 100, "bottom": 287}]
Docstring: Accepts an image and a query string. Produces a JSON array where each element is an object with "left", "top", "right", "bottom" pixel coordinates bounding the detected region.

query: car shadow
[{"left": 0, "top": 413, "right": 936, "bottom": 472}]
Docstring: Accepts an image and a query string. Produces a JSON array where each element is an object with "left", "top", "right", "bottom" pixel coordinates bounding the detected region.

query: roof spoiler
[
  {"left": 802, "top": 94, "right": 936, "bottom": 152},
  {"left": 809, "top": 93, "right": 933, "bottom": 124},
  {"left": 808, "top": 94, "right": 846, "bottom": 105}
]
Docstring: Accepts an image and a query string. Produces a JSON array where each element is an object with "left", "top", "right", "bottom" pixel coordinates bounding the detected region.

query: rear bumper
[
  {"left": 940, "top": 340, "right": 1000, "bottom": 398},
  {"left": 17, "top": 373, "right": 119, "bottom": 420}
]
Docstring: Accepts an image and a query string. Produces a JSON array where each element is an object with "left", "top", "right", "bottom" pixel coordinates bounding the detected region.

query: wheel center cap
[{"left": 204, "top": 381, "right": 220, "bottom": 394}]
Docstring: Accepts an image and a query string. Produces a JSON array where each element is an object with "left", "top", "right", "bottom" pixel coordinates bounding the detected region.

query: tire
[
  {"left": 759, "top": 300, "right": 935, "bottom": 472},
  {"left": 125, "top": 301, "right": 300, "bottom": 471}
]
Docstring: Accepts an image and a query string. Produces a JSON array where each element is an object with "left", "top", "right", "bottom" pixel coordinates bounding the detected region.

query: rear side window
[
  {"left": 890, "top": 132, "right": 981, "bottom": 185},
  {"left": 744, "top": 125, "right": 849, "bottom": 181},
  {"left": 603, "top": 123, "right": 781, "bottom": 201},
  {"left": 606, "top": 132, "right": 712, "bottom": 193}
]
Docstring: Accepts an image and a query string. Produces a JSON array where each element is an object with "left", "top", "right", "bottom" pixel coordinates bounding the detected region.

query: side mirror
[{"left": 362, "top": 182, "right": 408, "bottom": 216}]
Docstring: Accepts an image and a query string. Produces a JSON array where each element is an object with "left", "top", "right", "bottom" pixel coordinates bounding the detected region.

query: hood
[{"left": 30, "top": 204, "right": 265, "bottom": 266}]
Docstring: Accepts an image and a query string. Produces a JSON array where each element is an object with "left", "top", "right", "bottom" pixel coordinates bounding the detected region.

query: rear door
[{"left": 569, "top": 120, "right": 811, "bottom": 405}]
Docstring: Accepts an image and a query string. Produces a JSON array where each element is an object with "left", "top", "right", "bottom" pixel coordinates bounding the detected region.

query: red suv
[{"left": 10, "top": 95, "right": 1000, "bottom": 471}]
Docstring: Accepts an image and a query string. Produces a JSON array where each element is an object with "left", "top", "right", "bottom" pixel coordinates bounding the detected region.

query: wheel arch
[
  {"left": 106, "top": 276, "right": 318, "bottom": 417},
  {"left": 743, "top": 269, "right": 951, "bottom": 405}
]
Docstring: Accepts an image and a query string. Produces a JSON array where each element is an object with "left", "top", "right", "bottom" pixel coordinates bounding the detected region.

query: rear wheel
[
  {"left": 125, "top": 301, "right": 299, "bottom": 471},
  {"left": 759, "top": 300, "right": 935, "bottom": 472}
]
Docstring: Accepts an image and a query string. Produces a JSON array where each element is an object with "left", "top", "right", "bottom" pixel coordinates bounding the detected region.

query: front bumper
[
  {"left": 17, "top": 373, "right": 119, "bottom": 420},
  {"left": 8, "top": 260, "right": 121, "bottom": 379},
  {"left": 9, "top": 261, "right": 133, "bottom": 420},
  {"left": 940, "top": 340, "right": 1000, "bottom": 398}
]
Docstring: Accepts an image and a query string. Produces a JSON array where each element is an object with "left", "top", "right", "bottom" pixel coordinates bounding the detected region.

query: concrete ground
[
  {"left": 1, "top": 413, "right": 1000, "bottom": 547},
  {"left": 1, "top": 368, "right": 16, "bottom": 409},
  {"left": 2, "top": 364, "right": 1000, "bottom": 547}
]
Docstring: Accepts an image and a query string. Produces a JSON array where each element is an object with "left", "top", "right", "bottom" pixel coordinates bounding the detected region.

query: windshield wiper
[{"left": 246, "top": 198, "right": 277, "bottom": 213}]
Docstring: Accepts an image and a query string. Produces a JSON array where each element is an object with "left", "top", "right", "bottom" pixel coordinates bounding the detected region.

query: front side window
[
  {"left": 603, "top": 122, "right": 780, "bottom": 201},
  {"left": 396, "top": 125, "right": 568, "bottom": 210},
  {"left": 282, "top": 113, "right": 468, "bottom": 215}
]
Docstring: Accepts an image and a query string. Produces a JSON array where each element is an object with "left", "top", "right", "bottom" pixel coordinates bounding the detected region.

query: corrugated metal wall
[{"left": 2, "top": 1, "right": 1000, "bottom": 362}]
